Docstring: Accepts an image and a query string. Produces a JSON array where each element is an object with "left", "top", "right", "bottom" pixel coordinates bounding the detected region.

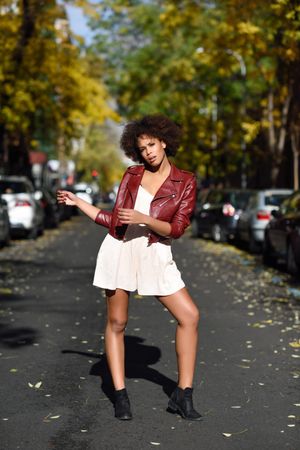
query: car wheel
[
  {"left": 211, "top": 224, "right": 226, "bottom": 243},
  {"left": 249, "top": 231, "right": 261, "bottom": 254},
  {"left": 191, "top": 218, "right": 199, "bottom": 238},
  {"left": 27, "top": 225, "right": 38, "bottom": 240},
  {"left": 262, "top": 234, "right": 274, "bottom": 266},
  {"left": 4, "top": 228, "right": 10, "bottom": 246},
  {"left": 287, "top": 243, "right": 299, "bottom": 276},
  {"left": 1, "top": 222, "right": 11, "bottom": 247}
]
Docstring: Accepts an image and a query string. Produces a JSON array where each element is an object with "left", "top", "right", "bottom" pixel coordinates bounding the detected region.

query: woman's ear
[{"left": 161, "top": 141, "right": 166, "bottom": 149}]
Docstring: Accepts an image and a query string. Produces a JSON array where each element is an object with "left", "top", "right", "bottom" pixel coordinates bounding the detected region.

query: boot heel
[{"left": 167, "top": 399, "right": 178, "bottom": 412}]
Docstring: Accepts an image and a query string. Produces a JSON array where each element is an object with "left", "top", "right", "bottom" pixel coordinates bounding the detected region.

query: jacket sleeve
[
  {"left": 94, "top": 168, "right": 131, "bottom": 229},
  {"left": 94, "top": 209, "right": 112, "bottom": 229},
  {"left": 169, "top": 175, "right": 197, "bottom": 239}
]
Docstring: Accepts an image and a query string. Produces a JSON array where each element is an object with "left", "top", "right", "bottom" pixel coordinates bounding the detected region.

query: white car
[
  {"left": 73, "top": 183, "right": 94, "bottom": 204},
  {"left": 0, "top": 176, "right": 44, "bottom": 238},
  {"left": 236, "top": 189, "right": 293, "bottom": 252}
]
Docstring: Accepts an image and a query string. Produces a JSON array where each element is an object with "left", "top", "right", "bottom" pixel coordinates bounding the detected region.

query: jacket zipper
[{"left": 154, "top": 193, "right": 176, "bottom": 207}]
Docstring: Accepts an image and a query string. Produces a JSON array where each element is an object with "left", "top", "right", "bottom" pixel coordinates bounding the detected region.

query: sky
[{"left": 65, "top": 5, "right": 95, "bottom": 44}]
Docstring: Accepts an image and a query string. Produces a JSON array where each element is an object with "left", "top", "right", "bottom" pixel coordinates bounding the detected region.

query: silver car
[
  {"left": 236, "top": 189, "right": 293, "bottom": 252},
  {"left": 0, "top": 176, "right": 44, "bottom": 238}
]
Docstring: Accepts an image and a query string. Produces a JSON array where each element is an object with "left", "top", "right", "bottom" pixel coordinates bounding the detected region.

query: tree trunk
[
  {"left": 291, "top": 126, "right": 300, "bottom": 190},
  {"left": 267, "top": 86, "right": 292, "bottom": 187}
]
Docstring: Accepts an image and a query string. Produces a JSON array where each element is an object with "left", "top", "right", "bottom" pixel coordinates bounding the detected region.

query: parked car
[
  {"left": 263, "top": 190, "right": 300, "bottom": 275},
  {"left": 34, "top": 188, "right": 60, "bottom": 228},
  {"left": 191, "top": 188, "right": 255, "bottom": 242},
  {"left": 0, "top": 196, "right": 10, "bottom": 247},
  {"left": 236, "top": 189, "right": 293, "bottom": 252},
  {"left": 0, "top": 176, "right": 44, "bottom": 238},
  {"left": 73, "top": 183, "right": 94, "bottom": 205}
]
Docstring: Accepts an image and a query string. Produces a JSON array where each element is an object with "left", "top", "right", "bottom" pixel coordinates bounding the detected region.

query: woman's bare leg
[
  {"left": 105, "top": 288, "right": 129, "bottom": 390},
  {"left": 157, "top": 287, "right": 200, "bottom": 388}
]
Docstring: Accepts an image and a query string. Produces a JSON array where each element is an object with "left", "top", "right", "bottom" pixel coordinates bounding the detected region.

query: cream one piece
[{"left": 93, "top": 185, "right": 185, "bottom": 296}]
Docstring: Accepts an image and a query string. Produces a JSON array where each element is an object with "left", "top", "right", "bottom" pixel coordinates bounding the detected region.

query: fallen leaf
[
  {"left": 289, "top": 341, "right": 300, "bottom": 349},
  {"left": 0, "top": 288, "right": 13, "bottom": 295},
  {"left": 150, "top": 443, "right": 161, "bottom": 446},
  {"left": 35, "top": 381, "right": 42, "bottom": 389},
  {"left": 50, "top": 415, "right": 60, "bottom": 419},
  {"left": 222, "top": 429, "right": 248, "bottom": 438}
]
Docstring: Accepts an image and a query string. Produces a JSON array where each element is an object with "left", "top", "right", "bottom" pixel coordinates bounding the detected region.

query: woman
[{"left": 57, "top": 115, "right": 201, "bottom": 421}]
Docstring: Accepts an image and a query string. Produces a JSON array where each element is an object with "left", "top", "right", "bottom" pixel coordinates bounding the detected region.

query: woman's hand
[
  {"left": 117, "top": 208, "right": 147, "bottom": 225},
  {"left": 57, "top": 190, "right": 77, "bottom": 206}
]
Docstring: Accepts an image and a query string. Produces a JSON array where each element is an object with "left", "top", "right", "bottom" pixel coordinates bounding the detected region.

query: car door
[
  {"left": 238, "top": 193, "right": 257, "bottom": 241},
  {"left": 269, "top": 194, "right": 299, "bottom": 256},
  {"left": 199, "top": 190, "right": 222, "bottom": 233}
]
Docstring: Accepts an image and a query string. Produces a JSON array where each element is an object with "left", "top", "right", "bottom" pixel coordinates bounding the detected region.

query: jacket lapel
[
  {"left": 153, "top": 163, "right": 183, "bottom": 201},
  {"left": 126, "top": 165, "right": 144, "bottom": 203}
]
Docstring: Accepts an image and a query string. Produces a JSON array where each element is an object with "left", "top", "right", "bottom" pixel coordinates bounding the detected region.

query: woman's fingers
[
  {"left": 117, "top": 208, "right": 132, "bottom": 223},
  {"left": 57, "top": 190, "right": 72, "bottom": 204}
]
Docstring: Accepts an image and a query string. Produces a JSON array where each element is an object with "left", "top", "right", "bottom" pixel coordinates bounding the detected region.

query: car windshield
[
  {"left": 205, "top": 191, "right": 252, "bottom": 209},
  {"left": 0, "top": 181, "right": 28, "bottom": 194},
  {"left": 264, "top": 194, "right": 289, "bottom": 207}
]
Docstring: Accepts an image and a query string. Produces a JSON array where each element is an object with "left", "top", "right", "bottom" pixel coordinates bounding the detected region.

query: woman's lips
[{"left": 149, "top": 156, "right": 156, "bottom": 163}]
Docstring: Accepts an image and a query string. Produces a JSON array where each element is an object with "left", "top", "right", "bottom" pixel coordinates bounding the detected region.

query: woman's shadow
[{"left": 62, "top": 335, "right": 177, "bottom": 404}]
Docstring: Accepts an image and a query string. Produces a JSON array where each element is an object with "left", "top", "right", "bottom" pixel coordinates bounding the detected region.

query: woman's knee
[
  {"left": 180, "top": 306, "right": 200, "bottom": 328},
  {"left": 107, "top": 315, "right": 128, "bottom": 333}
]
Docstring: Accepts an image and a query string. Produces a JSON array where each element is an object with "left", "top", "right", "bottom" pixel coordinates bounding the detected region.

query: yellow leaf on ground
[{"left": 289, "top": 341, "right": 300, "bottom": 348}]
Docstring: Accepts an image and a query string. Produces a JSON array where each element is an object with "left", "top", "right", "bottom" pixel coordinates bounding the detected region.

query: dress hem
[{"left": 92, "top": 281, "right": 185, "bottom": 297}]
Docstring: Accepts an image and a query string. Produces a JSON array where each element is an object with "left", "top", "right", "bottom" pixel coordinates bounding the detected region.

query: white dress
[{"left": 93, "top": 185, "right": 185, "bottom": 296}]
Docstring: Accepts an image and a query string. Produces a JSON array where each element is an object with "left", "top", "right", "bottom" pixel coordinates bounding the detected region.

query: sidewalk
[{"left": 0, "top": 216, "right": 299, "bottom": 450}]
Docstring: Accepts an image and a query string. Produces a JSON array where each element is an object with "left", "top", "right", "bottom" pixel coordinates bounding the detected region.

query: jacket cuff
[
  {"left": 94, "top": 210, "right": 112, "bottom": 229},
  {"left": 169, "top": 219, "right": 189, "bottom": 239}
]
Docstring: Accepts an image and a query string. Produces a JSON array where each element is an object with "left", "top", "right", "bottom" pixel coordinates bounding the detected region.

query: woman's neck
[{"left": 146, "top": 154, "right": 171, "bottom": 175}]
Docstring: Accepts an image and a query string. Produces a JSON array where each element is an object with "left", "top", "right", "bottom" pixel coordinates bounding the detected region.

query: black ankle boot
[
  {"left": 114, "top": 388, "right": 133, "bottom": 420},
  {"left": 168, "top": 387, "right": 202, "bottom": 421}
]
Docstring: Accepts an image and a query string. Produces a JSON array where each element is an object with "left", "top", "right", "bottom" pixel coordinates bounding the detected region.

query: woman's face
[{"left": 137, "top": 135, "right": 166, "bottom": 167}]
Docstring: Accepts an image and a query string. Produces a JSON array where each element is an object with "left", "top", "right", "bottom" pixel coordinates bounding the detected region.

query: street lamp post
[{"left": 196, "top": 47, "right": 247, "bottom": 188}]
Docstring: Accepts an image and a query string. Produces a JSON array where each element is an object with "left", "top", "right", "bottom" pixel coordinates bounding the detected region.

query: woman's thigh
[
  {"left": 106, "top": 288, "right": 130, "bottom": 323},
  {"left": 156, "top": 288, "right": 200, "bottom": 326}
]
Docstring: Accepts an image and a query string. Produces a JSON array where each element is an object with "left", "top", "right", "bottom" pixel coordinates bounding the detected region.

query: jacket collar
[{"left": 126, "top": 161, "right": 183, "bottom": 201}]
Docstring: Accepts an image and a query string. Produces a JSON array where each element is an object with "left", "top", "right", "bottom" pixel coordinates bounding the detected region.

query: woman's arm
[{"left": 57, "top": 190, "right": 100, "bottom": 221}]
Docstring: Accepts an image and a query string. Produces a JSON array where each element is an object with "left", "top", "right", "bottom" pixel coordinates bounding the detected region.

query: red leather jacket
[{"left": 94, "top": 162, "right": 196, "bottom": 244}]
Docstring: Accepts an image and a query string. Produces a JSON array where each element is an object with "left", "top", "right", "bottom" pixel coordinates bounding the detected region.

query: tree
[
  {"left": 0, "top": 0, "right": 117, "bottom": 177},
  {"left": 76, "top": 122, "right": 125, "bottom": 192},
  {"left": 91, "top": 0, "right": 300, "bottom": 187}
]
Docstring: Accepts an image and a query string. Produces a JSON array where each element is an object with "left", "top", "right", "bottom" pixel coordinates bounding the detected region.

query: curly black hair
[{"left": 120, "top": 114, "right": 182, "bottom": 163}]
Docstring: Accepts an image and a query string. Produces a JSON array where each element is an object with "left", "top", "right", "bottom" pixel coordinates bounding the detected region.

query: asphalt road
[{"left": 0, "top": 215, "right": 299, "bottom": 450}]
